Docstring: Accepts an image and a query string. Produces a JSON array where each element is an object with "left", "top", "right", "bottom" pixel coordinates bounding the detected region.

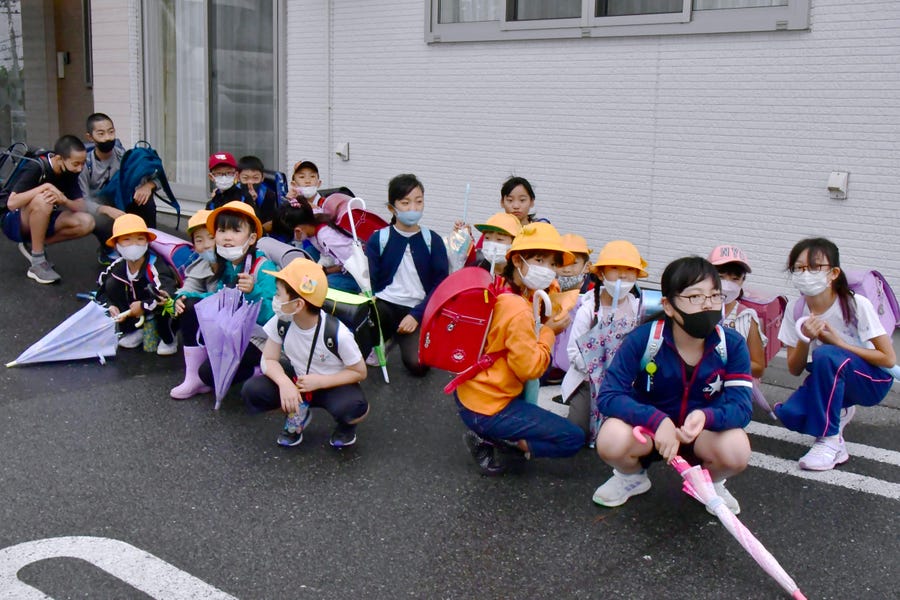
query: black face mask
[
  {"left": 95, "top": 139, "right": 116, "bottom": 153},
  {"left": 672, "top": 305, "right": 721, "bottom": 339}
]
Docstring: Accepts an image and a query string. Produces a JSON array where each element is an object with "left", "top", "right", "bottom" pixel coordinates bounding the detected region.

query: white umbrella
[{"left": 7, "top": 302, "right": 120, "bottom": 367}]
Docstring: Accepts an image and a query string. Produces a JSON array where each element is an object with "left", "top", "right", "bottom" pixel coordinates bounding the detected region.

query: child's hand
[
  {"left": 246, "top": 184, "right": 257, "bottom": 201},
  {"left": 676, "top": 410, "right": 706, "bottom": 444},
  {"left": 236, "top": 273, "right": 254, "bottom": 294},
  {"left": 545, "top": 312, "right": 572, "bottom": 335},
  {"left": 133, "top": 181, "right": 155, "bottom": 206},
  {"left": 800, "top": 314, "right": 825, "bottom": 341},
  {"left": 107, "top": 305, "right": 121, "bottom": 318},
  {"left": 129, "top": 301, "right": 144, "bottom": 318},
  {"left": 397, "top": 314, "right": 419, "bottom": 334},
  {"left": 452, "top": 220, "right": 468, "bottom": 233},
  {"left": 816, "top": 322, "right": 842, "bottom": 347},
  {"left": 654, "top": 418, "right": 680, "bottom": 463},
  {"left": 295, "top": 374, "right": 327, "bottom": 393},
  {"left": 174, "top": 297, "right": 185, "bottom": 315},
  {"left": 279, "top": 381, "right": 300, "bottom": 414}
]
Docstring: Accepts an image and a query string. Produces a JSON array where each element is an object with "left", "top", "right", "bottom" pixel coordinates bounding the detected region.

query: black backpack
[
  {"left": 0, "top": 143, "right": 51, "bottom": 218},
  {"left": 277, "top": 313, "right": 342, "bottom": 361}
]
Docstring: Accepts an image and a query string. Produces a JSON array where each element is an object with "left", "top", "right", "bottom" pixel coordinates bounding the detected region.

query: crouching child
[{"left": 241, "top": 258, "right": 369, "bottom": 449}]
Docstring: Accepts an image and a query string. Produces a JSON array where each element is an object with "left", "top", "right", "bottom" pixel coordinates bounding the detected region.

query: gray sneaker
[
  {"left": 27, "top": 260, "right": 61, "bottom": 284},
  {"left": 19, "top": 242, "right": 54, "bottom": 268}
]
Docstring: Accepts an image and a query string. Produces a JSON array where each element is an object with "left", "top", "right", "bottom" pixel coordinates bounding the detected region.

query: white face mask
[
  {"left": 518, "top": 262, "right": 557, "bottom": 291},
  {"left": 603, "top": 278, "right": 634, "bottom": 300},
  {"left": 217, "top": 242, "right": 249, "bottom": 262},
  {"left": 272, "top": 297, "right": 299, "bottom": 319},
  {"left": 481, "top": 241, "right": 509, "bottom": 266},
  {"left": 299, "top": 186, "right": 318, "bottom": 199},
  {"left": 116, "top": 243, "right": 147, "bottom": 262},
  {"left": 213, "top": 175, "right": 234, "bottom": 191},
  {"left": 721, "top": 280, "right": 742, "bottom": 304},
  {"left": 793, "top": 271, "right": 830, "bottom": 297}
]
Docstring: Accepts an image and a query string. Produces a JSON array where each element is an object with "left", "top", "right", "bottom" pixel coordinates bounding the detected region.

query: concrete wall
[
  {"left": 21, "top": 0, "right": 58, "bottom": 147},
  {"left": 54, "top": 0, "right": 93, "bottom": 137},
  {"left": 285, "top": 0, "right": 900, "bottom": 292}
]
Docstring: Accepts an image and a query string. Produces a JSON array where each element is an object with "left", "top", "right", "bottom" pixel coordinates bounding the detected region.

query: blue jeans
[
  {"left": 775, "top": 345, "right": 893, "bottom": 437},
  {"left": 456, "top": 395, "right": 584, "bottom": 459}
]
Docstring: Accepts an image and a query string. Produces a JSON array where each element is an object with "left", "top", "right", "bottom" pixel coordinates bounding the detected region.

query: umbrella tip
[{"left": 5, "top": 361, "right": 16, "bottom": 368}]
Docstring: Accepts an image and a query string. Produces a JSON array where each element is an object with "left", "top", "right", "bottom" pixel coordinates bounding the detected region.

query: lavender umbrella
[{"left": 194, "top": 287, "right": 261, "bottom": 409}]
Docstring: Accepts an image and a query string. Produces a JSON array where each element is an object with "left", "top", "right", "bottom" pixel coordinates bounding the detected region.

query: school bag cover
[{"left": 419, "top": 266, "right": 504, "bottom": 392}]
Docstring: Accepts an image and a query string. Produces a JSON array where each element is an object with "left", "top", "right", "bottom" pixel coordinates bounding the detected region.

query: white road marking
[
  {"left": 747, "top": 452, "right": 900, "bottom": 501},
  {"left": 746, "top": 421, "right": 900, "bottom": 467},
  {"left": 0, "top": 536, "right": 237, "bottom": 600}
]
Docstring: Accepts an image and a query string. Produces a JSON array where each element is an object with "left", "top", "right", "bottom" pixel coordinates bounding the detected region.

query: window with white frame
[{"left": 427, "top": 0, "right": 806, "bottom": 42}]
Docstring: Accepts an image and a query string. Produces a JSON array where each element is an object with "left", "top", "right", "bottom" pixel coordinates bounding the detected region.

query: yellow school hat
[
  {"left": 187, "top": 210, "right": 212, "bottom": 235},
  {"left": 106, "top": 214, "right": 156, "bottom": 248},
  {"left": 507, "top": 222, "right": 575, "bottom": 266},
  {"left": 560, "top": 233, "right": 592, "bottom": 259},
  {"left": 474, "top": 212, "right": 522, "bottom": 237},
  {"left": 207, "top": 201, "right": 263, "bottom": 239},
  {"left": 263, "top": 258, "right": 328, "bottom": 308},
  {"left": 593, "top": 240, "right": 648, "bottom": 278}
]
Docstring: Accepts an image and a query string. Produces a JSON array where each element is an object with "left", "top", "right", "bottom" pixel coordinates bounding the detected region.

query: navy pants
[
  {"left": 775, "top": 345, "right": 893, "bottom": 437},
  {"left": 242, "top": 375, "right": 368, "bottom": 427},
  {"left": 457, "top": 396, "right": 584, "bottom": 459}
]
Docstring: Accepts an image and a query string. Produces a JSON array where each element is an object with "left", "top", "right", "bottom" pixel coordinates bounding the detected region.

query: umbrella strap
[{"left": 304, "top": 315, "right": 323, "bottom": 375}]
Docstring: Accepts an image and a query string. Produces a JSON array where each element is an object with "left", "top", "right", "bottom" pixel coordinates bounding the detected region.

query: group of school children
[{"left": 7, "top": 137, "right": 897, "bottom": 514}]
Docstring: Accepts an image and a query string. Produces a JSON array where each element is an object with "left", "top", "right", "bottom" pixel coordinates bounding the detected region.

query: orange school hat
[
  {"left": 263, "top": 258, "right": 328, "bottom": 308},
  {"left": 507, "top": 222, "right": 575, "bottom": 266},
  {"left": 593, "top": 240, "right": 648, "bottom": 278},
  {"left": 474, "top": 212, "right": 522, "bottom": 237},
  {"left": 106, "top": 214, "right": 156, "bottom": 247},
  {"left": 207, "top": 201, "right": 263, "bottom": 239},
  {"left": 187, "top": 210, "right": 212, "bottom": 235}
]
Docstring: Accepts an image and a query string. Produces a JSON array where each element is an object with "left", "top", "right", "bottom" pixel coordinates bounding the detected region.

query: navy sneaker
[
  {"left": 329, "top": 425, "right": 357, "bottom": 448},
  {"left": 463, "top": 430, "right": 506, "bottom": 476}
]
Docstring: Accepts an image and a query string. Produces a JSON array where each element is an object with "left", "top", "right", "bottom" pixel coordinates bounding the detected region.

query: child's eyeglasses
[
  {"left": 677, "top": 293, "right": 726, "bottom": 306},
  {"left": 790, "top": 264, "right": 831, "bottom": 274}
]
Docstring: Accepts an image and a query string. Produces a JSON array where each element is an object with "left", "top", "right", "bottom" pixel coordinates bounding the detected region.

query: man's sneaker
[
  {"left": 798, "top": 436, "right": 849, "bottom": 471},
  {"left": 26, "top": 261, "right": 61, "bottom": 284},
  {"left": 463, "top": 430, "right": 506, "bottom": 476},
  {"left": 330, "top": 425, "right": 357, "bottom": 448},
  {"left": 839, "top": 405, "right": 856, "bottom": 436},
  {"left": 708, "top": 480, "right": 740, "bottom": 515},
  {"left": 97, "top": 246, "right": 117, "bottom": 266},
  {"left": 156, "top": 339, "right": 178, "bottom": 356},
  {"left": 592, "top": 470, "right": 652, "bottom": 507},
  {"left": 117, "top": 329, "right": 144, "bottom": 349}
]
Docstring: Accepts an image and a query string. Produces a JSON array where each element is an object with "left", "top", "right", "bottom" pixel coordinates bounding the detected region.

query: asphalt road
[{"left": 1, "top": 224, "right": 898, "bottom": 599}]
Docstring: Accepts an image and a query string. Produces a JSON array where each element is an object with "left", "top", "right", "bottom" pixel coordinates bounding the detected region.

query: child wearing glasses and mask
[{"left": 592, "top": 257, "right": 752, "bottom": 514}]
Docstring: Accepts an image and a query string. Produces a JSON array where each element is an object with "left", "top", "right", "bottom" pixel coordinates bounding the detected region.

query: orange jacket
[{"left": 456, "top": 293, "right": 555, "bottom": 416}]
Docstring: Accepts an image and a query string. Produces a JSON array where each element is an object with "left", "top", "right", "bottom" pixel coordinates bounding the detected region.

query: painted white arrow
[{"left": 0, "top": 536, "right": 238, "bottom": 599}]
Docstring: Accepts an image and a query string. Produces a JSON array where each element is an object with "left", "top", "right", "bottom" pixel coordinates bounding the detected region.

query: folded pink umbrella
[{"left": 633, "top": 426, "right": 807, "bottom": 600}]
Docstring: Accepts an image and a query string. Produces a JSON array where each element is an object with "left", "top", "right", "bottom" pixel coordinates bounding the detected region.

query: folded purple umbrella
[{"left": 194, "top": 287, "right": 261, "bottom": 409}]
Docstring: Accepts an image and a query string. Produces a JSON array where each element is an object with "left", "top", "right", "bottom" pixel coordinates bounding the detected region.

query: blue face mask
[
  {"left": 395, "top": 210, "right": 422, "bottom": 227},
  {"left": 199, "top": 249, "right": 217, "bottom": 264}
]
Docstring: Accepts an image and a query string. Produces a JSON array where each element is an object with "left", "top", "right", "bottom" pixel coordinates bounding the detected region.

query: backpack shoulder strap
[
  {"left": 420, "top": 226, "right": 432, "bottom": 252},
  {"left": 640, "top": 319, "right": 666, "bottom": 370},
  {"left": 792, "top": 297, "right": 807, "bottom": 321},
  {"left": 322, "top": 313, "right": 340, "bottom": 359},
  {"left": 715, "top": 324, "right": 728, "bottom": 364},
  {"left": 277, "top": 318, "right": 291, "bottom": 340},
  {"left": 378, "top": 228, "right": 389, "bottom": 255}
]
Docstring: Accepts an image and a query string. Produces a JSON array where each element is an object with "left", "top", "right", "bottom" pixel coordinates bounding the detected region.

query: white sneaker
[
  {"left": 707, "top": 480, "right": 740, "bottom": 515},
  {"left": 118, "top": 329, "right": 144, "bottom": 349},
  {"left": 839, "top": 405, "right": 856, "bottom": 435},
  {"left": 799, "top": 436, "right": 849, "bottom": 471},
  {"left": 592, "top": 470, "right": 651, "bottom": 507},
  {"left": 156, "top": 339, "right": 178, "bottom": 356}
]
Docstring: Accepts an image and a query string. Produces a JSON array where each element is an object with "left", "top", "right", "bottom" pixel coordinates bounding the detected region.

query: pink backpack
[
  {"left": 148, "top": 228, "right": 197, "bottom": 286},
  {"left": 740, "top": 292, "right": 788, "bottom": 364},
  {"left": 791, "top": 269, "right": 900, "bottom": 334}
]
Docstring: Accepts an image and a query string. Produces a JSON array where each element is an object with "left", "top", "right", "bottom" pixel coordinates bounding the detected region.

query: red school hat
[{"left": 208, "top": 152, "right": 237, "bottom": 171}]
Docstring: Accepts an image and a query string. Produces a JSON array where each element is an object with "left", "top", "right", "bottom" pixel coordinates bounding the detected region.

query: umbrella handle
[
  {"left": 114, "top": 309, "right": 145, "bottom": 328},
  {"left": 632, "top": 425, "right": 654, "bottom": 444},
  {"left": 532, "top": 289, "right": 552, "bottom": 336},
  {"left": 346, "top": 197, "right": 366, "bottom": 242},
  {"left": 794, "top": 316, "right": 811, "bottom": 344}
]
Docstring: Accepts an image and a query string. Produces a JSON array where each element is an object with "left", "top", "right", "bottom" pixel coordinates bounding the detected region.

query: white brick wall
[
  {"left": 285, "top": 0, "right": 900, "bottom": 293},
  {"left": 90, "top": 0, "right": 142, "bottom": 145}
]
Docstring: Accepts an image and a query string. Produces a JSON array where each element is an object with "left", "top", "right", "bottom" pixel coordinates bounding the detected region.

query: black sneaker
[
  {"left": 276, "top": 430, "right": 303, "bottom": 447},
  {"left": 329, "top": 425, "right": 357, "bottom": 448},
  {"left": 463, "top": 430, "right": 506, "bottom": 476}
]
